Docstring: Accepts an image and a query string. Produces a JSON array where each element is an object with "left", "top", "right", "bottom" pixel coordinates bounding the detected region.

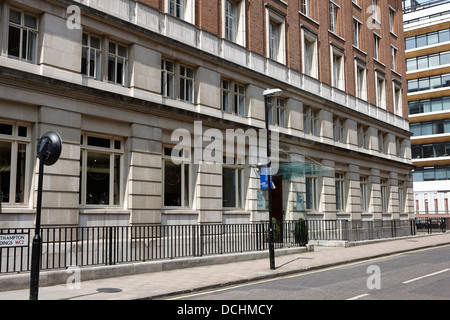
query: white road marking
[
  {"left": 346, "top": 293, "right": 370, "bottom": 300},
  {"left": 402, "top": 268, "right": 450, "bottom": 284}
]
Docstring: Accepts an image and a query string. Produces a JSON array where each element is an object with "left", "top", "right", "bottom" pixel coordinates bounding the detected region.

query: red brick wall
[{"left": 137, "top": 0, "right": 407, "bottom": 118}]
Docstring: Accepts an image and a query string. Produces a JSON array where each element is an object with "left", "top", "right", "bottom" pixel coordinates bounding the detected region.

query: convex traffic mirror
[{"left": 37, "top": 131, "right": 62, "bottom": 166}]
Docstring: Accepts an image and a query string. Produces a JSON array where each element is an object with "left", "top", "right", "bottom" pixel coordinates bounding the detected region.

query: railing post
[{"left": 108, "top": 226, "right": 113, "bottom": 265}]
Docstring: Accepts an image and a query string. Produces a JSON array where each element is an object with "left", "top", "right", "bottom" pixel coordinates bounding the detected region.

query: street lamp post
[
  {"left": 29, "top": 132, "right": 62, "bottom": 300},
  {"left": 263, "top": 88, "right": 282, "bottom": 271}
]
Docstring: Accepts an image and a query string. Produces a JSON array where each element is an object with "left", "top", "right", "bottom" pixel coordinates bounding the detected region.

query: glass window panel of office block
[
  {"left": 434, "top": 144, "right": 445, "bottom": 157},
  {"left": 429, "top": 76, "right": 440, "bottom": 89},
  {"left": 431, "top": 98, "right": 442, "bottom": 112},
  {"left": 422, "top": 99, "right": 432, "bottom": 113},
  {"left": 436, "top": 167, "right": 447, "bottom": 180},
  {"left": 441, "top": 51, "right": 450, "bottom": 65},
  {"left": 409, "top": 101, "right": 420, "bottom": 114},
  {"left": 423, "top": 167, "right": 435, "bottom": 180},
  {"left": 444, "top": 119, "right": 450, "bottom": 133},
  {"left": 422, "top": 122, "right": 432, "bottom": 135},
  {"left": 423, "top": 145, "right": 434, "bottom": 158},
  {"left": 443, "top": 97, "right": 450, "bottom": 110},
  {"left": 410, "top": 123, "right": 420, "bottom": 136},
  {"left": 433, "top": 121, "right": 444, "bottom": 134},
  {"left": 417, "top": 56, "right": 428, "bottom": 69},
  {"left": 416, "top": 34, "right": 427, "bottom": 47},
  {"left": 427, "top": 32, "right": 439, "bottom": 45},
  {"left": 428, "top": 54, "right": 440, "bottom": 67},
  {"left": 419, "top": 78, "right": 430, "bottom": 91},
  {"left": 407, "top": 79, "right": 418, "bottom": 92},
  {"left": 412, "top": 145, "right": 422, "bottom": 158},
  {"left": 406, "top": 58, "right": 417, "bottom": 71},
  {"left": 405, "top": 37, "right": 415, "bottom": 50},
  {"left": 439, "top": 29, "right": 450, "bottom": 43},
  {"left": 413, "top": 169, "right": 423, "bottom": 182},
  {"left": 442, "top": 74, "right": 450, "bottom": 87}
]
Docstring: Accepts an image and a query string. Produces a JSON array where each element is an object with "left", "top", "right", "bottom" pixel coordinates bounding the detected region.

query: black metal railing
[
  {"left": 0, "top": 220, "right": 307, "bottom": 274},
  {"left": 1, "top": 218, "right": 443, "bottom": 275},
  {"left": 415, "top": 217, "right": 448, "bottom": 234}
]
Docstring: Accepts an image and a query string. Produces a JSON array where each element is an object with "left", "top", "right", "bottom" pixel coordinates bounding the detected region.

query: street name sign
[{"left": 0, "top": 234, "right": 29, "bottom": 248}]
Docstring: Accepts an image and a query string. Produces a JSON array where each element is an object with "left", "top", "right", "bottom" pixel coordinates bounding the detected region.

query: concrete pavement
[{"left": 0, "top": 232, "right": 449, "bottom": 300}]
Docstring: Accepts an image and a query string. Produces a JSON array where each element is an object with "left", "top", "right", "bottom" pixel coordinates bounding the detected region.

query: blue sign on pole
[{"left": 260, "top": 167, "right": 273, "bottom": 190}]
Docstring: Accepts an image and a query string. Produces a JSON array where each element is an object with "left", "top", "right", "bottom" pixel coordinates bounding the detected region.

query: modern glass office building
[{"left": 404, "top": 0, "right": 450, "bottom": 216}]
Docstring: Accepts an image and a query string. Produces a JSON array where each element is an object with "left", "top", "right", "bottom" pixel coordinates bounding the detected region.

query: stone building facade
[{"left": 0, "top": 0, "right": 413, "bottom": 228}]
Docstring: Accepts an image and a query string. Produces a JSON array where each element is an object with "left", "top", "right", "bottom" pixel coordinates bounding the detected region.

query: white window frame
[
  {"left": 305, "top": 176, "right": 318, "bottom": 211},
  {"left": 268, "top": 97, "right": 286, "bottom": 127},
  {"left": 162, "top": 146, "right": 192, "bottom": 208},
  {"left": 302, "top": 29, "right": 318, "bottom": 79},
  {"left": 335, "top": 172, "right": 346, "bottom": 212},
  {"left": 398, "top": 181, "right": 405, "bottom": 213},
  {"left": 300, "top": 0, "right": 310, "bottom": 17},
  {"left": 0, "top": 121, "right": 31, "bottom": 206},
  {"left": 360, "top": 176, "right": 369, "bottom": 212},
  {"left": 375, "top": 71, "right": 386, "bottom": 109},
  {"left": 374, "top": 33, "right": 381, "bottom": 61},
  {"left": 333, "top": 116, "right": 346, "bottom": 143},
  {"left": 8, "top": 8, "right": 38, "bottom": 63},
  {"left": 81, "top": 32, "right": 102, "bottom": 80},
  {"left": 79, "top": 134, "right": 124, "bottom": 207},
  {"left": 329, "top": 1, "right": 339, "bottom": 34},
  {"left": 357, "top": 125, "right": 369, "bottom": 149},
  {"left": 166, "top": 0, "right": 195, "bottom": 24},
  {"left": 393, "top": 82, "right": 402, "bottom": 116},
  {"left": 355, "top": 60, "right": 367, "bottom": 100},
  {"left": 222, "top": 157, "right": 244, "bottom": 209},
  {"left": 331, "top": 46, "right": 345, "bottom": 90},
  {"left": 221, "top": 79, "right": 246, "bottom": 117},
  {"left": 107, "top": 41, "right": 128, "bottom": 86},
  {"left": 303, "top": 106, "right": 320, "bottom": 136},
  {"left": 396, "top": 137, "right": 404, "bottom": 158},
  {"left": 266, "top": 9, "right": 286, "bottom": 64},
  {"left": 223, "top": 0, "right": 246, "bottom": 46},
  {"left": 353, "top": 18, "right": 361, "bottom": 49},
  {"left": 161, "top": 59, "right": 175, "bottom": 99},
  {"left": 391, "top": 45, "right": 397, "bottom": 71},
  {"left": 389, "top": 6, "right": 396, "bottom": 34},
  {"left": 179, "top": 64, "right": 194, "bottom": 103},
  {"left": 380, "top": 178, "right": 389, "bottom": 213},
  {"left": 378, "top": 131, "right": 388, "bottom": 154},
  {"left": 372, "top": 0, "right": 381, "bottom": 23}
]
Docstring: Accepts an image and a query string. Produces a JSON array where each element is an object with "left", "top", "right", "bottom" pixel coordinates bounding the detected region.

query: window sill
[
  {"left": 352, "top": 1, "right": 362, "bottom": 10},
  {"left": 352, "top": 45, "right": 367, "bottom": 56},
  {"left": 223, "top": 209, "right": 250, "bottom": 215},
  {"left": 328, "top": 30, "right": 345, "bottom": 43},
  {"left": 373, "top": 58, "right": 386, "bottom": 68},
  {"left": 391, "top": 69, "right": 402, "bottom": 78},
  {"left": 79, "top": 208, "right": 130, "bottom": 215},
  {"left": 299, "top": 11, "right": 319, "bottom": 27},
  {"left": 0, "top": 207, "right": 35, "bottom": 214},
  {"left": 162, "top": 209, "right": 199, "bottom": 215}
]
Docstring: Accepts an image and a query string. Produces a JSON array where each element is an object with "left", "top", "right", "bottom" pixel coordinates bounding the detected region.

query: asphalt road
[{"left": 168, "top": 244, "right": 450, "bottom": 300}]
